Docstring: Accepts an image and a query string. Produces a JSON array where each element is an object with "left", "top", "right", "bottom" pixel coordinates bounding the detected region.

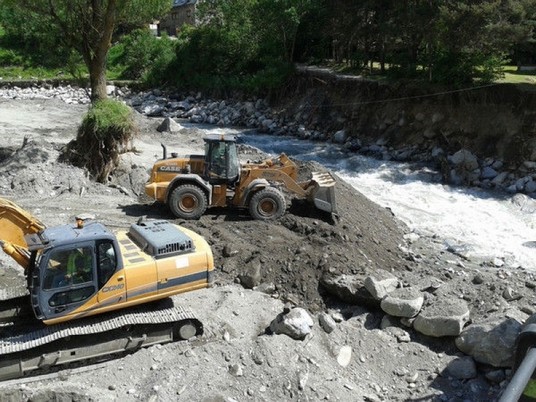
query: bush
[
  {"left": 62, "top": 100, "right": 136, "bottom": 183},
  {"left": 0, "top": 48, "right": 22, "bottom": 66},
  {"left": 429, "top": 50, "right": 504, "bottom": 86},
  {"left": 108, "top": 29, "right": 176, "bottom": 82}
]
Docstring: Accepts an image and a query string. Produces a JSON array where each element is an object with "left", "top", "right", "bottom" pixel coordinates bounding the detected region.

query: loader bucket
[{"left": 310, "top": 172, "right": 338, "bottom": 214}]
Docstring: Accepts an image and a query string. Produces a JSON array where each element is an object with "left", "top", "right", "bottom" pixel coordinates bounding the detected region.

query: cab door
[
  {"left": 96, "top": 240, "right": 126, "bottom": 307},
  {"left": 38, "top": 243, "right": 98, "bottom": 320}
]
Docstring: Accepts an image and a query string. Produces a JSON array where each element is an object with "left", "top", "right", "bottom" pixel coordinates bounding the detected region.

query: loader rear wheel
[
  {"left": 249, "top": 187, "right": 286, "bottom": 220},
  {"left": 169, "top": 184, "right": 207, "bottom": 220}
]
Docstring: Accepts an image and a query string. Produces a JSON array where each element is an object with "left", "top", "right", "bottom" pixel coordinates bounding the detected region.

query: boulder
[
  {"left": 380, "top": 287, "right": 424, "bottom": 318},
  {"left": 157, "top": 117, "right": 183, "bottom": 133},
  {"left": 269, "top": 307, "right": 314, "bottom": 340},
  {"left": 455, "top": 313, "right": 523, "bottom": 367},
  {"left": 413, "top": 298, "right": 470, "bottom": 337},
  {"left": 364, "top": 270, "right": 398, "bottom": 300},
  {"left": 320, "top": 273, "right": 379, "bottom": 308}
]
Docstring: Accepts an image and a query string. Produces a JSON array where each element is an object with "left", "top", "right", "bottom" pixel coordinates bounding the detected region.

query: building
[{"left": 159, "top": 0, "right": 198, "bottom": 36}]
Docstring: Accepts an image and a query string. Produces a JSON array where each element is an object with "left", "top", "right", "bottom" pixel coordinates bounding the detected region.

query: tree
[
  {"left": 2, "top": 0, "right": 170, "bottom": 102},
  {"left": 254, "top": 0, "right": 316, "bottom": 64}
]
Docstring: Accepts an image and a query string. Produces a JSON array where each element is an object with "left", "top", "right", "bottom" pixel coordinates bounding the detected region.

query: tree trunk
[
  {"left": 89, "top": 55, "right": 108, "bottom": 102},
  {"left": 87, "top": 0, "right": 117, "bottom": 103}
]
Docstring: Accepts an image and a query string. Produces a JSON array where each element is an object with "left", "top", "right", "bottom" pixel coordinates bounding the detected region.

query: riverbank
[{"left": 3, "top": 73, "right": 536, "bottom": 199}]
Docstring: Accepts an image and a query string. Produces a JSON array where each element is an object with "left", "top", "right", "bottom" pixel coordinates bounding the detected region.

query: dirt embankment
[{"left": 273, "top": 68, "right": 536, "bottom": 167}]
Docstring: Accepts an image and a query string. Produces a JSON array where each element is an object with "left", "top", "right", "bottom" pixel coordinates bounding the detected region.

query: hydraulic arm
[{"left": 0, "top": 197, "right": 46, "bottom": 270}]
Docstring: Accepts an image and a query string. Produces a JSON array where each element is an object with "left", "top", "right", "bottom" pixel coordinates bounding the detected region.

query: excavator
[
  {"left": 144, "top": 134, "right": 337, "bottom": 220},
  {"left": 0, "top": 197, "right": 214, "bottom": 380}
]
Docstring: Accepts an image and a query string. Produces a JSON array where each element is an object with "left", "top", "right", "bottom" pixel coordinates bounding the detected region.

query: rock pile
[
  {"left": 2, "top": 83, "right": 536, "bottom": 199},
  {"left": 125, "top": 88, "right": 536, "bottom": 199}
]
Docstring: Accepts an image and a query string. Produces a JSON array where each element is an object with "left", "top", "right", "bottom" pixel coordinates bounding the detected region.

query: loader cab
[
  {"left": 28, "top": 221, "right": 123, "bottom": 321},
  {"left": 204, "top": 134, "right": 240, "bottom": 185}
]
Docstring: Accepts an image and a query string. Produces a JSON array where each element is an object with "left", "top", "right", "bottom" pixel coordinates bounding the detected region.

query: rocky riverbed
[{"left": 0, "top": 85, "right": 535, "bottom": 401}]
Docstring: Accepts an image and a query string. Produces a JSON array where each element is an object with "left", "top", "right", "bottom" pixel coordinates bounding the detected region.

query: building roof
[{"left": 173, "top": 0, "right": 196, "bottom": 7}]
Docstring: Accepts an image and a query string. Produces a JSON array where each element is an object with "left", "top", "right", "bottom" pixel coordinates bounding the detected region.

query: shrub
[
  {"left": 109, "top": 29, "right": 176, "bottom": 81},
  {"left": 62, "top": 99, "right": 136, "bottom": 183}
]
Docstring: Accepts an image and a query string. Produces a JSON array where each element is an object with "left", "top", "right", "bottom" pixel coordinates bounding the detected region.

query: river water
[{"left": 198, "top": 126, "right": 536, "bottom": 271}]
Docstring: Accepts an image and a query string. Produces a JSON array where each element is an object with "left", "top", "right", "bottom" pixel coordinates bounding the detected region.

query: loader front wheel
[
  {"left": 249, "top": 187, "right": 286, "bottom": 220},
  {"left": 169, "top": 184, "right": 207, "bottom": 220}
]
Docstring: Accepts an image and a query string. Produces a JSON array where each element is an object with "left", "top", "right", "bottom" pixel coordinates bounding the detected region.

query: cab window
[
  {"left": 97, "top": 241, "right": 117, "bottom": 287},
  {"left": 43, "top": 247, "right": 93, "bottom": 290}
]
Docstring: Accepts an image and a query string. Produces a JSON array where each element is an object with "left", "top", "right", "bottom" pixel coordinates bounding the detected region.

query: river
[{"left": 201, "top": 126, "right": 536, "bottom": 271}]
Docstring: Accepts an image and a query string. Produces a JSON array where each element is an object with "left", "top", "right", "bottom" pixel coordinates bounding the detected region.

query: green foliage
[
  {"left": 321, "top": 0, "right": 535, "bottom": 85},
  {"left": 64, "top": 99, "right": 136, "bottom": 183},
  {"left": 0, "top": 4, "right": 70, "bottom": 68},
  {"left": 0, "top": 48, "right": 23, "bottom": 67},
  {"left": 1, "top": 0, "right": 171, "bottom": 101},
  {"left": 1, "top": 0, "right": 535, "bottom": 91},
  {"left": 108, "top": 29, "right": 176, "bottom": 82},
  {"left": 81, "top": 100, "right": 134, "bottom": 140},
  {"left": 166, "top": 0, "right": 317, "bottom": 93}
]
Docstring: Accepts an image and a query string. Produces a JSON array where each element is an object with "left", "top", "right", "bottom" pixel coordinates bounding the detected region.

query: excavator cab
[
  {"left": 204, "top": 134, "right": 240, "bottom": 185},
  {"left": 26, "top": 221, "right": 124, "bottom": 321}
]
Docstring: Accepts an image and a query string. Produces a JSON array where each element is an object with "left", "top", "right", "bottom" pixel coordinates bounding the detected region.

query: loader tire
[
  {"left": 169, "top": 184, "right": 207, "bottom": 220},
  {"left": 248, "top": 187, "right": 286, "bottom": 220}
]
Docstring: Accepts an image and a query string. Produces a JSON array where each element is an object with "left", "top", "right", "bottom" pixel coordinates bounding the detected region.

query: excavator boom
[{"left": 0, "top": 197, "right": 46, "bottom": 270}]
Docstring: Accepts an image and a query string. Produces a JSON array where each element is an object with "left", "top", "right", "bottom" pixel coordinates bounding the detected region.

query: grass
[
  {"left": 0, "top": 65, "right": 72, "bottom": 80},
  {"left": 497, "top": 65, "right": 536, "bottom": 84},
  {"left": 0, "top": 65, "right": 125, "bottom": 82},
  {"left": 311, "top": 60, "right": 536, "bottom": 87}
]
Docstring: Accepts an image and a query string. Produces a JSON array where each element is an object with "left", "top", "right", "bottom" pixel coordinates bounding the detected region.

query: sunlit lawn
[{"left": 497, "top": 65, "right": 536, "bottom": 84}]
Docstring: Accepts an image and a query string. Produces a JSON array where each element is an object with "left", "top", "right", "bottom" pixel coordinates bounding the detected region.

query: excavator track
[
  {"left": 0, "top": 302, "right": 203, "bottom": 381},
  {"left": 0, "top": 296, "right": 32, "bottom": 324}
]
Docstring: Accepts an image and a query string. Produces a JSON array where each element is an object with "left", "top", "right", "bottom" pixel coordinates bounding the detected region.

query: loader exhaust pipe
[{"left": 161, "top": 143, "right": 167, "bottom": 159}]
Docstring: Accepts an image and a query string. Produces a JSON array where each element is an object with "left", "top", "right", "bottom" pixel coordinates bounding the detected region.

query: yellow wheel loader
[
  {"left": 0, "top": 197, "right": 214, "bottom": 380},
  {"left": 144, "top": 134, "right": 337, "bottom": 220}
]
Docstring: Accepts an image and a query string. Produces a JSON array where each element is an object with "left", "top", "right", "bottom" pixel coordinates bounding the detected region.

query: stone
[
  {"left": 156, "top": 117, "right": 183, "bottom": 133},
  {"left": 364, "top": 270, "right": 398, "bottom": 300},
  {"left": 455, "top": 314, "right": 523, "bottom": 367},
  {"left": 318, "top": 312, "right": 337, "bottom": 333},
  {"left": 413, "top": 298, "right": 470, "bottom": 337},
  {"left": 481, "top": 166, "right": 498, "bottom": 180},
  {"left": 142, "top": 103, "right": 164, "bottom": 117},
  {"left": 450, "top": 149, "right": 479, "bottom": 171},
  {"left": 320, "top": 273, "right": 379, "bottom": 308},
  {"left": 333, "top": 130, "right": 347, "bottom": 144},
  {"left": 380, "top": 287, "right": 424, "bottom": 318},
  {"left": 337, "top": 345, "right": 352, "bottom": 367},
  {"left": 446, "top": 356, "right": 477, "bottom": 379},
  {"left": 526, "top": 180, "right": 536, "bottom": 193},
  {"left": 491, "top": 171, "right": 509, "bottom": 186},
  {"left": 432, "top": 112, "right": 444, "bottom": 123},
  {"left": 238, "top": 260, "right": 261, "bottom": 289},
  {"left": 269, "top": 307, "right": 314, "bottom": 340}
]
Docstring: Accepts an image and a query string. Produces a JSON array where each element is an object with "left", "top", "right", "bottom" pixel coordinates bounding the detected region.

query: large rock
[
  {"left": 455, "top": 313, "right": 523, "bottom": 367},
  {"left": 413, "top": 298, "right": 470, "bottom": 337},
  {"left": 320, "top": 273, "right": 379, "bottom": 308},
  {"left": 446, "top": 356, "right": 477, "bottom": 380},
  {"left": 380, "top": 287, "right": 424, "bottom": 318},
  {"left": 364, "top": 270, "right": 399, "bottom": 300},
  {"left": 157, "top": 117, "right": 183, "bottom": 133},
  {"left": 269, "top": 307, "right": 314, "bottom": 340}
]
